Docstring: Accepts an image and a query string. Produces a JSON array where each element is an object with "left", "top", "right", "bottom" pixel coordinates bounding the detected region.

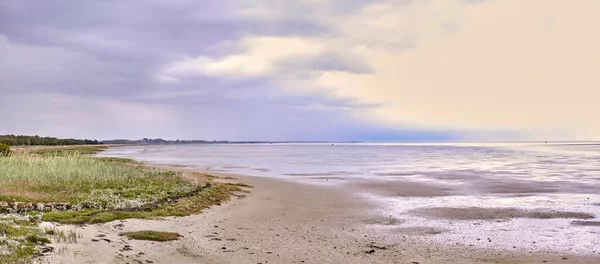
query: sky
[{"left": 1, "top": 0, "right": 599, "bottom": 141}]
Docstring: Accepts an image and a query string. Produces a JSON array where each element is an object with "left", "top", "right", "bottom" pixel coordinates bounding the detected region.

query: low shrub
[
  {"left": 0, "top": 143, "right": 11, "bottom": 156},
  {"left": 120, "top": 230, "right": 181, "bottom": 241}
]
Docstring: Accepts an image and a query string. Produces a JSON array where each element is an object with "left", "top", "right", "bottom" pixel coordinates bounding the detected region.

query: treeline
[{"left": 0, "top": 135, "right": 100, "bottom": 146}]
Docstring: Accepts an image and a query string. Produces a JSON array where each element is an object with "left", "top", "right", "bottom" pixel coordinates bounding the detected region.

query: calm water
[
  {"left": 99, "top": 142, "right": 600, "bottom": 186},
  {"left": 99, "top": 142, "right": 600, "bottom": 254}
]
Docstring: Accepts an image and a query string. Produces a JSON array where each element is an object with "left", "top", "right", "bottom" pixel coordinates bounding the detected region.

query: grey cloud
[
  {"left": 0, "top": 0, "right": 328, "bottom": 57},
  {"left": 0, "top": 0, "right": 334, "bottom": 97},
  {"left": 0, "top": 0, "right": 451, "bottom": 141}
]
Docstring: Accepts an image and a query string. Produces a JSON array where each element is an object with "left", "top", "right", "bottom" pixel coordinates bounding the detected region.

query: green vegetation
[
  {"left": 47, "top": 228, "right": 78, "bottom": 244},
  {"left": 0, "top": 144, "right": 10, "bottom": 157},
  {"left": 31, "top": 145, "right": 108, "bottom": 156},
  {"left": 231, "top": 182, "right": 253, "bottom": 188},
  {"left": 0, "top": 135, "right": 99, "bottom": 146},
  {"left": 39, "top": 179, "right": 242, "bottom": 224},
  {"left": 120, "top": 230, "right": 181, "bottom": 241},
  {"left": 0, "top": 214, "right": 50, "bottom": 263},
  {"left": 1, "top": 154, "right": 196, "bottom": 204},
  {"left": 94, "top": 157, "right": 137, "bottom": 163},
  {"left": 0, "top": 145, "right": 250, "bottom": 262}
]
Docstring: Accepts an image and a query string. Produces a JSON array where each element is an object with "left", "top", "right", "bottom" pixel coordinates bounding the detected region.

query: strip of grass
[
  {"left": 40, "top": 180, "right": 242, "bottom": 224},
  {"left": 94, "top": 157, "right": 137, "bottom": 163},
  {"left": 120, "top": 230, "right": 180, "bottom": 241},
  {"left": 0, "top": 145, "right": 249, "bottom": 262},
  {"left": 31, "top": 146, "right": 108, "bottom": 156}
]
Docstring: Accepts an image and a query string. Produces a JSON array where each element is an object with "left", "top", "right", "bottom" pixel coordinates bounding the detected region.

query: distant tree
[
  {"left": 0, "top": 138, "right": 17, "bottom": 146},
  {"left": 0, "top": 135, "right": 101, "bottom": 146}
]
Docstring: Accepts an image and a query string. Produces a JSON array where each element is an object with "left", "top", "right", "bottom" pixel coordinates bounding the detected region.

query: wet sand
[
  {"left": 41, "top": 171, "right": 600, "bottom": 264},
  {"left": 347, "top": 180, "right": 452, "bottom": 197},
  {"left": 409, "top": 207, "right": 595, "bottom": 221},
  {"left": 571, "top": 220, "right": 600, "bottom": 227}
]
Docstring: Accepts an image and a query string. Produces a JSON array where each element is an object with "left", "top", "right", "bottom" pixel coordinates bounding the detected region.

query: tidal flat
[{"left": 82, "top": 142, "right": 599, "bottom": 263}]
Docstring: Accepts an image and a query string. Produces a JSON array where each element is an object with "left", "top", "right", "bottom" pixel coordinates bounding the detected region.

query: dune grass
[
  {"left": 0, "top": 145, "right": 249, "bottom": 263},
  {"left": 120, "top": 230, "right": 180, "bottom": 241},
  {"left": 0, "top": 154, "right": 199, "bottom": 206},
  {"left": 31, "top": 146, "right": 108, "bottom": 156}
]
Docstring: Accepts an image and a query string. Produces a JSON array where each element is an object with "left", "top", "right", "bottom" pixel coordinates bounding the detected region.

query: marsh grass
[
  {"left": 40, "top": 180, "right": 243, "bottom": 224},
  {"left": 0, "top": 154, "right": 197, "bottom": 207},
  {"left": 31, "top": 146, "right": 108, "bottom": 156},
  {"left": 0, "top": 145, "right": 249, "bottom": 262},
  {"left": 0, "top": 153, "right": 245, "bottom": 222},
  {"left": 119, "top": 230, "right": 180, "bottom": 241}
]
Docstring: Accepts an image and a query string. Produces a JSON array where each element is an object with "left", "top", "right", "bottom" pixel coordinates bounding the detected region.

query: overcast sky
[{"left": 1, "top": 0, "right": 599, "bottom": 141}]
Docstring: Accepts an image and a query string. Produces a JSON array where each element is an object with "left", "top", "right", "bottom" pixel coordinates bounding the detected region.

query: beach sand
[{"left": 40, "top": 171, "right": 600, "bottom": 264}]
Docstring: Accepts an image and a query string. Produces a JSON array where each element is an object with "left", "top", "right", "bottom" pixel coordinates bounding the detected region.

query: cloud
[
  {"left": 161, "top": 0, "right": 600, "bottom": 140},
  {"left": 315, "top": 0, "right": 600, "bottom": 140},
  {"left": 0, "top": 0, "right": 422, "bottom": 141},
  {"left": 1, "top": 93, "right": 179, "bottom": 139},
  {"left": 159, "top": 36, "right": 372, "bottom": 83},
  {"left": 161, "top": 37, "right": 324, "bottom": 79},
  {"left": 0, "top": 35, "right": 77, "bottom": 88},
  {"left": 2, "top": 0, "right": 597, "bottom": 140}
]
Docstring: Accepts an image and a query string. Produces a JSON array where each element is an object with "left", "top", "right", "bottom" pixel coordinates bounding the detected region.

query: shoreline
[{"left": 41, "top": 165, "right": 600, "bottom": 264}]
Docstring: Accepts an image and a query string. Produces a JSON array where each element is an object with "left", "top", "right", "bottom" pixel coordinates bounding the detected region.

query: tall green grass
[
  {"left": 0, "top": 154, "right": 196, "bottom": 208},
  {"left": 31, "top": 145, "right": 108, "bottom": 156}
]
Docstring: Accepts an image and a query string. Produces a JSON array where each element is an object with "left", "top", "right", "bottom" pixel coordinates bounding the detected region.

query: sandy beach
[{"left": 40, "top": 167, "right": 600, "bottom": 264}]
